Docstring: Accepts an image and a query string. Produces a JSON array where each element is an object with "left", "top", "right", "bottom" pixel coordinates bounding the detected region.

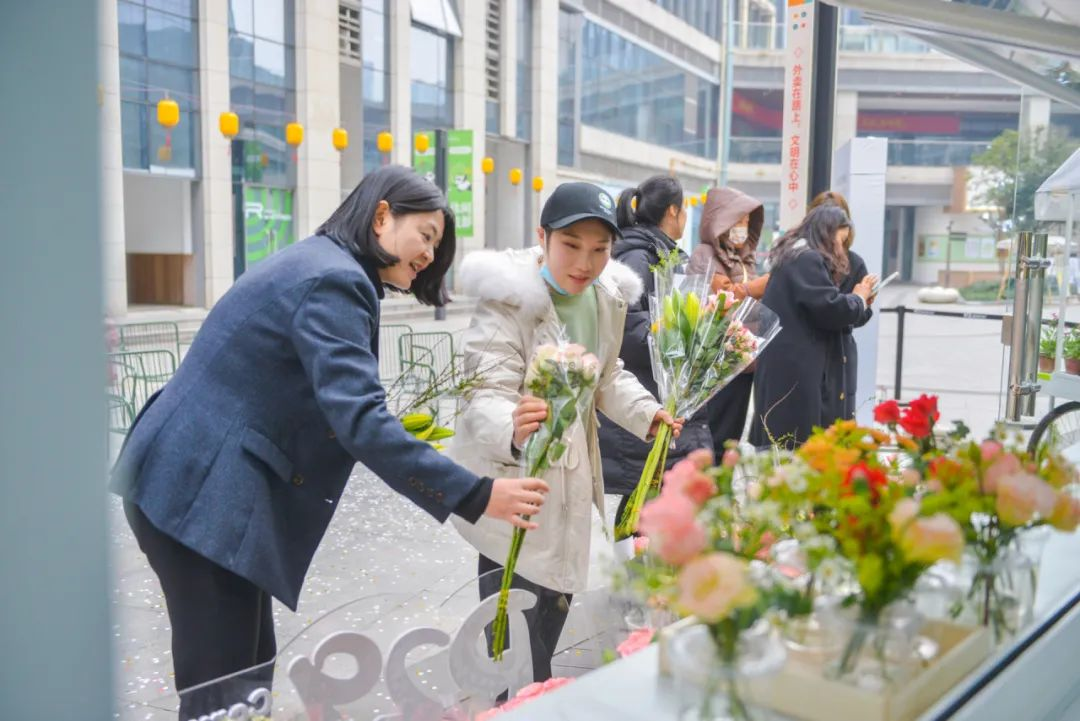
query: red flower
[
  {"left": 874, "top": 399, "right": 901, "bottom": 425},
  {"left": 843, "top": 462, "right": 889, "bottom": 504},
  {"left": 908, "top": 394, "right": 940, "bottom": 423}
]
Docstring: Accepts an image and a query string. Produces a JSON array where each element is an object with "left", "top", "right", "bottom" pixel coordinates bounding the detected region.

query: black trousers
[
  {"left": 124, "top": 501, "right": 276, "bottom": 719},
  {"left": 706, "top": 373, "right": 754, "bottom": 451},
  {"left": 477, "top": 554, "right": 573, "bottom": 688}
]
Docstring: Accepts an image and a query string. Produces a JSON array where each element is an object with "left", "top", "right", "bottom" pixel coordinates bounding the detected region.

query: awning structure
[{"left": 824, "top": 0, "right": 1080, "bottom": 110}]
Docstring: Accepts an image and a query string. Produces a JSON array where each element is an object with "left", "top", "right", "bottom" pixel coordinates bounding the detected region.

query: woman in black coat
[
  {"left": 598, "top": 175, "right": 712, "bottom": 521},
  {"left": 748, "top": 205, "right": 876, "bottom": 449}
]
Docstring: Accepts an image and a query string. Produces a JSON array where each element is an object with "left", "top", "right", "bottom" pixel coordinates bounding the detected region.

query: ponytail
[{"left": 616, "top": 187, "right": 639, "bottom": 229}]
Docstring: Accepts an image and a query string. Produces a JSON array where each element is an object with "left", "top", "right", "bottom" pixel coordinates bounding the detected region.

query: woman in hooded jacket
[
  {"left": 687, "top": 187, "right": 765, "bottom": 449},
  {"left": 597, "top": 175, "right": 713, "bottom": 524}
]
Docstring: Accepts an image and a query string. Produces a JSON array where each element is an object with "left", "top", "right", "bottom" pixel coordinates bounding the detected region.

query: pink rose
[
  {"left": 616, "top": 628, "right": 655, "bottom": 657},
  {"left": 634, "top": 536, "right": 650, "bottom": 556},
  {"left": 900, "top": 468, "right": 922, "bottom": 487},
  {"left": 980, "top": 440, "right": 1004, "bottom": 462},
  {"left": 688, "top": 448, "right": 715, "bottom": 469},
  {"left": 899, "top": 513, "right": 965, "bottom": 564},
  {"left": 722, "top": 449, "right": 740, "bottom": 468},
  {"left": 639, "top": 493, "right": 708, "bottom": 565},
  {"left": 662, "top": 458, "right": 717, "bottom": 507},
  {"left": 1048, "top": 493, "right": 1080, "bottom": 532},
  {"left": 581, "top": 352, "right": 601, "bottom": 381},
  {"left": 676, "top": 553, "right": 758, "bottom": 623},
  {"left": 984, "top": 452, "right": 1022, "bottom": 493},
  {"left": 888, "top": 497, "right": 920, "bottom": 542},
  {"left": 995, "top": 473, "right": 1056, "bottom": 526},
  {"left": 513, "top": 682, "right": 545, "bottom": 700}
]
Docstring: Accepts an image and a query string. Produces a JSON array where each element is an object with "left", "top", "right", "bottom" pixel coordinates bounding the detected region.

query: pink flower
[
  {"left": 899, "top": 513, "right": 965, "bottom": 564},
  {"left": 634, "top": 536, "right": 650, "bottom": 556},
  {"left": 616, "top": 628, "right": 655, "bottom": 657},
  {"left": 513, "top": 682, "right": 546, "bottom": 700},
  {"left": 663, "top": 458, "right": 717, "bottom": 506},
  {"left": 980, "top": 440, "right": 1004, "bottom": 462},
  {"left": 900, "top": 468, "right": 921, "bottom": 487},
  {"left": 639, "top": 493, "right": 707, "bottom": 565},
  {"left": 676, "top": 553, "right": 758, "bottom": 623},
  {"left": 984, "top": 452, "right": 1022, "bottom": 493},
  {"left": 1048, "top": 493, "right": 1080, "bottom": 532},
  {"left": 688, "top": 448, "right": 715, "bottom": 469},
  {"left": 722, "top": 449, "right": 740, "bottom": 468},
  {"left": 888, "top": 497, "right": 920, "bottom": 542},
  {"left": 581, "top": 352, "right": 601, "bottom": 381},
  {"left": 996, "top": 473, "right": 1057, "bottom": 526}
]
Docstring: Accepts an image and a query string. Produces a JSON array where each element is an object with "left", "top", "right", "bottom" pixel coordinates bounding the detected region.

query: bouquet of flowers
[
  {"left": 876, "top": 394, "right": 1080, "bottom": 640},
  {"left": 615, "top": 252, "right": 781, "bottom": 539},
  {"left": 490, "top": 339, "right": 600, "bottom": 660}
]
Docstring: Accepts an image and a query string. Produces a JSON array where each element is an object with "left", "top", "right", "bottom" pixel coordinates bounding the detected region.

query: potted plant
[
  {"left": 1064, "top": 328, "right": 1080, "bottom": 375},
  {"left": 1039, "top": 322, "right": 1057, "bottom": 373}
]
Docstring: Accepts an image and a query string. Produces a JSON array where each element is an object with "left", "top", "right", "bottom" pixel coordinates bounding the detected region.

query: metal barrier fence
[{"left": 880, "top": 304, "right": 1079, "bottom": 401}]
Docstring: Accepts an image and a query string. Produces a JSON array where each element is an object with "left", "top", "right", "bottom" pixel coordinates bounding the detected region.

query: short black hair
[{"left": 316, "top": 165, "right": 455, "bottom": 306}]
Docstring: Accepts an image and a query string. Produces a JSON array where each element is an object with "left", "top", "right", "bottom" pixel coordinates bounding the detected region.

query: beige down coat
[{"left": 449, "top": 247, "right": 662, "bottom": 593}]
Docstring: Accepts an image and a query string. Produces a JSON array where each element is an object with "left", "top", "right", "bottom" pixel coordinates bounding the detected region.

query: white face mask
[{"left": 729, "top": 226, "right": 749, "bottom": 247}]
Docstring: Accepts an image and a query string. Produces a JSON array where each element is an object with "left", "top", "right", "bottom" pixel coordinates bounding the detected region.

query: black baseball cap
[{"left": 540, "top": 182, "right": 622, "bottom": 239}]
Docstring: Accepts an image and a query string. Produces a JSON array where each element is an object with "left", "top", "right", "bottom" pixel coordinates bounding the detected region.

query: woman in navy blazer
[{"left": 111, "top": 165, "right": 549, "bottom": 717}]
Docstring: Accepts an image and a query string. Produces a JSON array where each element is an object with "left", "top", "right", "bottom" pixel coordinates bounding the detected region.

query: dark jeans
[
  {"left": 124, "top": 501, "right": 276, "bottom": 720},
  {"left": 706, "top": 373, "right": 754, "bottom": 451},
  {"left": 477, "top": 554, "right": 573, "bottom": 689}
]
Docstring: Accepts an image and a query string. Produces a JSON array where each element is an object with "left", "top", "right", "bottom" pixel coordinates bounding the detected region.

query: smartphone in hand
[{"left": 871, "top": 271, "right": 900, "bottom": 295}]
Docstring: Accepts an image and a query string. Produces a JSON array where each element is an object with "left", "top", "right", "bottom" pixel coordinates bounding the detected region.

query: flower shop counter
[{"left": 501, "top": 529, "right": 1080, "bottom": 721}]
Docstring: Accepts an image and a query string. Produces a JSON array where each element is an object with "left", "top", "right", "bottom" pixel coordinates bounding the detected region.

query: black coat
[
  {"left": 598, "top": 225, "right": 713, "bottom": 495},
  {"left": 823, "top": 251, "right": 874, "bottom": 422},
  {"left": 748, "top": 249, "right": 868, "bottom": 449}
]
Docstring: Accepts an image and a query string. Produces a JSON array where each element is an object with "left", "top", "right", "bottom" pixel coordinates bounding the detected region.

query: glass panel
[
  {"left": 230, "top": 77, "right": 255, "bottom": 112},
  {"left": 147, "top": 108, "right": 198, "bottom": 170},
  {"left": 121, "top": 101, "right": 148, "bottom": 169},
  {"left": 362, "top": 6, "right": 387, "bottom": 72},
  {"left": 119, "top": 56, "right": 147, "bottom": 102},
  {"left": 253, "top": 83, "right": 287, "bottom": 118},
  {"left": 146, "top": 0, "right": 195, "bottom": 18},
  {"left": 253, "top": 37, "right": 288, "bottom": 87},
  {"left": 229, "top": 32, "right": 255, "bottom": 83},
  {"left": 146, "top": 9, "right": 196, "bottom": 67},
  {"left": 557, "top": 9, "right": 577, "bottom": 166},
  {"left": 147, "top": 62, "right": 196, "bottom": 109},
  {"left": 410, "top": 26, "right": 445, "bottom": 87},
  {"left": 363, "top": 102, "right": 390, "bottom": 174},
  {"left": 252, "top": 123, "right": 290, "bottom": 186},
  {"left": 362, "top": 66, "right": 387, "bottom": 106},
  {"left": 486, "top": 99, "right": 499, "bottom": 135},
  {"left": 118, "top": 1, "right": 146, "bottom": 57},
  {"left": 253, "top": 0, "right": 286, "bottom": 42},
  {"left": 229, "top": 0, "right": 254, "bottom": 34},
  {"left": 516, "top": 0, "right": 532, "bottom": 141}
]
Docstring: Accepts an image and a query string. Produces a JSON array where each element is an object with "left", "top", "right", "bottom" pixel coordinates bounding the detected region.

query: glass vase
[
  {"left": 669, "top": 621, "right": 786, "bottom": 721},
  {"left": 817, "top": 598, "right": 925, "bottom": 691},
  {"left": 953, "top": 547, "right": 1036, "bottom": 644}
]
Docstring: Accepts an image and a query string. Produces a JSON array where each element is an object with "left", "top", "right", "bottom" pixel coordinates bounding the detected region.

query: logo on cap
[{"left": 598, "top": 191, "right": 613, "bottom": 211}]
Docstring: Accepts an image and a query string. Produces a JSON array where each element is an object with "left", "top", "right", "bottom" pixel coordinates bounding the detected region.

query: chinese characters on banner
[{"left": 779, "top": 0, "right": 816, "bottom": 231}]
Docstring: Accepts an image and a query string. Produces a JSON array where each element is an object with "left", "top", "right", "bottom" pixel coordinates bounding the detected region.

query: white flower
[
  {"left": 793, "top": 522, "right": 817, "bottom": 541},
  {"left": 784, "top": 472, "right": 808, "bottom": 494}
]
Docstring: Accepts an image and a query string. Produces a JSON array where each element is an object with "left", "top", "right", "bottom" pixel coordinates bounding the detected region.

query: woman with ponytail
[{"left": 598, "top": 175, "right": 713, "bottom": 523}]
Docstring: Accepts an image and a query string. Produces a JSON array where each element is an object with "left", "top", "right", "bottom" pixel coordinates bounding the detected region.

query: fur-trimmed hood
[{"left": 458, "top": 246, "right": 643, "bottom": 318}]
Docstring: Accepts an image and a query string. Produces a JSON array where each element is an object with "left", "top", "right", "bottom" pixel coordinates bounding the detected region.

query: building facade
[{"left": 100, "top": 0, "right": 1079, "bottom": 316}]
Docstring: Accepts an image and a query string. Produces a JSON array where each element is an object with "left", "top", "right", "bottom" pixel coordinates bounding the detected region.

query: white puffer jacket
[{"left": 449, "top": 247, "right": 661, "bottom": 593}]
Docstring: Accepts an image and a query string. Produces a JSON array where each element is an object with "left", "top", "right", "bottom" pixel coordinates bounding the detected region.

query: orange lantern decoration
[
  {"left": 156, "top": 98, "right": 180, "bottom": 163},
  {"left": 689, "top": 196, "right": 699, "bottom": 207},
  {"left": 415, "top": 132, "right": 431, "bottom": 154},
  {"left": 509, "top": 168, "right": 523, "bottom": 186},
  {"left": 377, "top": 131, "right": 393, "bottom": 153},
  {"left": 219, "top": 111, "right": 239, "bottom": 139},
  {"left": 285, "top": 122, "right": 304, "bottom": 147},
  {"left": 700, "top": 191, "right": 708, "bottom": 204},
  {"left": 332, "top": 127, "right": 349, "bottom": 152},
  {"left": 481, "top": 156, "right": 495, "bottom": 175},
  {"left": 532, "top": 176, "right": 544, "bottom": 193}
]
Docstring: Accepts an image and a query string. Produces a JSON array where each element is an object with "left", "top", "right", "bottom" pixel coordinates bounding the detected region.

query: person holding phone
[{"left": 809, "top": 191, "right": 876, "bottom": 422}]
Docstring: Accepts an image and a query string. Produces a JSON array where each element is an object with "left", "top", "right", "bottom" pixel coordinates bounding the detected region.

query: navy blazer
[{"left": 112, "top": 235, "right": 483, "bottom": 609}]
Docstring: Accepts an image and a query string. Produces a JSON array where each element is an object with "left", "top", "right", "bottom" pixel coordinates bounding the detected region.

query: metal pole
[
  {"left": 718, "top": 0, "right": 734, "bottom": 186},
  {"left": 1006, "top": 231, "right": 1049, "bottom": 420},
  {"left": 808, "top": 2, "right": 838, "bottom": 200},
  {"left": 894, "top": 305, "right": 906, "bottom": 400},
  {"left": 434, "top": 129, "right": 448, "bottom": 321}
]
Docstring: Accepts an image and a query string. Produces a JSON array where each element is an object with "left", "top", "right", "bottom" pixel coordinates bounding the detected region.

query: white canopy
[{"left": 1035, "top": 148, "right": 1080, "bottom": 222}]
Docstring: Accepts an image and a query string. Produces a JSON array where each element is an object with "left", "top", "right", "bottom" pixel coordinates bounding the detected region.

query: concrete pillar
[
  {"left": 389, "top": 0, "right": 412, "bottom": 166},
  {"left": 99, "top": 0, "right": 128, "bottom": 316},
  {"left": 295, "top": 0, "right": 342, "bottom": 237},
  {"left": 501, "top": 0, "right": 519, "bottom": 138},
  {"left": 454, "top": 0, "right": 487, "bottom": 258},
  {"left": 833, "top": 89, "right": 859, "bottom": 160},
  {"left": 530, "top": 0, "right": 560, "bottom": 212},
  {"left": 1020, "top": 93, "right": 1052, "bottom": 152},
  {"left": 194, "top": 0, "right": 234, "bottom": 307}
]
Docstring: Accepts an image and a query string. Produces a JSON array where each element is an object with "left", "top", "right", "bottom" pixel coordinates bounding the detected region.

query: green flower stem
[{"left": 615, "top": 405, "right": 675, "bottom": 540}]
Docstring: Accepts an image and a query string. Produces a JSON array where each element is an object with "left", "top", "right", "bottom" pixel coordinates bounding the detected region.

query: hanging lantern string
[{"left": 118, "top": 81, "right": 201, "bottom": 105}]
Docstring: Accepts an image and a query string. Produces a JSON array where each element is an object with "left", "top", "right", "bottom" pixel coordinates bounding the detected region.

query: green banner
[
  {"left": 243, "top": 186, "right": 295, "bottom": 267},
  {"left": 412, "top": 131, "right": 436, "bottom": 185},
  {"left": 446, "top": 129, "right": 474, "bottom": 238}
]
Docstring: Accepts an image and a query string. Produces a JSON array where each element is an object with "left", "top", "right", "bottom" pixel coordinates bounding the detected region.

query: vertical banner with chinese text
[{"left": 779, "top": 0, "right": 816, "bottom": 231}]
